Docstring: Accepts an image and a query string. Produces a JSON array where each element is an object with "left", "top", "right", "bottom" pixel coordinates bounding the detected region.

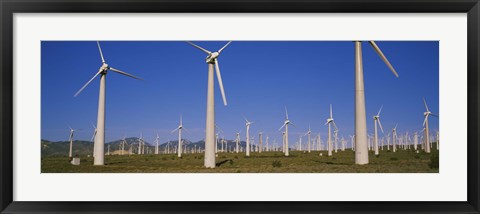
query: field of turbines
[{"left": 42, "top": 41, "right": 440, "bottom": 173}]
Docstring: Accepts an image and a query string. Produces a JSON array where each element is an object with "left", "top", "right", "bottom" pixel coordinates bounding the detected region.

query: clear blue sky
[{"left": 41, "top": 41, "right": 439, "bottom": 145}]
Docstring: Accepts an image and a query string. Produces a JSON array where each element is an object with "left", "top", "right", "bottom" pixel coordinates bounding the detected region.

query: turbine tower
[
  {"left": 74, "top": 41, "right": 142, "bottom": 165},
  {"left": 90, "top": 123, "right": 97, "bottom": 157},
  {"left": 353, "top": 41, "right": 399, "bottom": 165},
  {"left": 172, "top": 115, "right": 188, "bottom": 158},
  {"left": 235, "top": 131, "right": 241, "bottom": 153},
  {"left": 304, "top": 125, "right": 312, "bottom": 153},
  {"left": 373, "top": 105, "right": 384, "bottom": 156},
  {"left": 187, "top": 41, "right": 231, "bottom": 168},
  {"left": 68, "top": 126, "right": 75, "bottom": 159},
  {"left": 154, "top": 133, "right": 160, "bottom": 155},
  {"left": 244, "top": 117, "right": 253, "bottom": 157},
  {"left": 325, "top": 104, "right": 338, "bottom": 156},
  {"left": 392, "top": 125, "right": 398, "bottom": 152},
  {"left": 422, "top": 98, "right": 438, "bottom": 153},
  {"left": 258, "top": 132, "right": 263, "bottom": 153},
  {"left": 279, "top": 107, "right": 295, "bottom": 156}
]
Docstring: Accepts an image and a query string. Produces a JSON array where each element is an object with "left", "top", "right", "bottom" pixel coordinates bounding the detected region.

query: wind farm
[{"left": 41, "top": 41, "right": 439, "bottom": 173}]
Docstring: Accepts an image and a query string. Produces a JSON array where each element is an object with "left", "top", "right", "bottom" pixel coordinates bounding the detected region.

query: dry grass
[{"left": 41, "top": 147, "right": 439, "bottom": 173}]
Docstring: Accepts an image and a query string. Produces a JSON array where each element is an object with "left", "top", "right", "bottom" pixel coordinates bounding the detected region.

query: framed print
[{"left": 1, "top": 0, "right": 479, "bottom": 213}]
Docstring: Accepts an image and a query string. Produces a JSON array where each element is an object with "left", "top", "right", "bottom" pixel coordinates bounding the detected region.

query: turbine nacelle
[{"left": 206, "top": 52, "right": 220, "bottom": 63}]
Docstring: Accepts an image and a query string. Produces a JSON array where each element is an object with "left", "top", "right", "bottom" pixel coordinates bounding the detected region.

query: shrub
[
  {"left": 390, "top": 157, "right": 398, "bottom": 161},
  {"left": 272, "top": 160, "right": 282, "bottom": 168},
  {"left": 414, "top": 155, "right": 420, "bottom": 159}
]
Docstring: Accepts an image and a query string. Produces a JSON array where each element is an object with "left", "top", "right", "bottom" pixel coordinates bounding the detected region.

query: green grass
[{"left": 41, "top": 148, "right": 439, "bottom": 173}]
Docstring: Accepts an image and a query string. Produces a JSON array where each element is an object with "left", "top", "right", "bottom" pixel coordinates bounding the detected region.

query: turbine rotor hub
[{"left": 205, "top": 52, "right": 219, "bottom": 63}]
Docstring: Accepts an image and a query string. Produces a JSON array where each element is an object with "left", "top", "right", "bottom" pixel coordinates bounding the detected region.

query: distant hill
[{"left": 41, "top": 138, "right": 252, "bottom": 157}]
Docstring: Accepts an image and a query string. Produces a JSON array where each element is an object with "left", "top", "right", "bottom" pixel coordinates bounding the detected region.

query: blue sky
[{"left": 41, "top": 41, "right": 439, "bottom": 145}]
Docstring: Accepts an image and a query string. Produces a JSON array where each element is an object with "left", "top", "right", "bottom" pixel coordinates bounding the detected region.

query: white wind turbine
[
  {"left": 121, "top": 136, "right": 128, "bottom": 155},
  {"left": 265, "top": 136, "right": 269, "bottom": 152},
  {"left": 172, "top": 115, "right": 188, "bottom": 158},
  {"left": 137, "top": 133, "right": 144, "bottom": 155},
  {"left": 90, "top": 123, "right": 97, "bottom": 157},
  {"left": 352, "top": 41, "right": 399, "bottom": 165},
  {"left": 244, "top": 117, "right": 254, "bottom": 157},
  {"left": 154, "top": 133, "right": 160, "bottom": 155},
  {"left": 325, "top": 104, "right": 338, "bottom": 157},
  {"left": 68, "top": 126, "right": 76, "bottom": 159},
  {"left": 373, "top": 105, "right": 385, "bottom": 156},
  {"left": 392, "top": 124, "right": 398, "bottom": 152},
  {"left": 258, "top": 132, "right": 263, "bottom": 153},
  {"left": 279, "top": 107, "right": 295, "bottom": 156},
  {"left": 304, "top": 125, "right": 312, "bottom": 153},
  {"left": 74, "top": 41, "right": 142, "bottom": 165},
  {"left": 235, "top": 131, "right": 241, "bottom": 153},
  {"left": 186, "top": 41, "right": 231, "bottom": 168},
  {"left": 422, "top": 98, "right": 438, "bottom": 153}
]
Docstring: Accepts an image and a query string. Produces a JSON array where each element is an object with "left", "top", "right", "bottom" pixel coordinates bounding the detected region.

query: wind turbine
[
  {"left": 422, "top": 98, "right": 438, "bottom": 153},
  {"left": 392, "top": 124, "right": 398, "bottom": 152},
  {"left": 187, "top": 41, "right": 231, "bottom": 168},
  {"left": 172, "top": 115, "right": 188, "bottom": 158},
  {"left": 154, "top": 133, "right": 160, "bottom": 155},
  {"left": 325, "top": 104, "right": 338, "bottom": 156},
  {"left": 68, "top": 126, "right": 75, "bottom": 159},
  {"left": 137, "top": 133, "right": 144, "bottom": 155},
  {"left": 265, "top": 136, "right": 269, "bottom": 152},
  {"left": 353, "top": 41, "right": 399, "bottom": 165},
  {"left": 121, "top": 136, "right": 128, "bottom": 155},
  {"left": 235, "top": 131, "right": 241, "bottom": 153},
  {"left": 373, "top": 105, "right": 384, "bottom": 156},
  {"left": 90, "top": 123, "right": 97, "bottom": 157},
  {"left": 304, "top": 125, "right": 312, "bottom": 153},
  {"left": 244, "top": 117, "right": 253, "bottom": 157},
  {"left": 258, "top": 132, "right": 263, "bottom": 153},
  {"left": 74, "top": 41, "right": 142, "bottom": 165},
  {"left": 279, "top": 107, "right": 294, "bottom": 156}
]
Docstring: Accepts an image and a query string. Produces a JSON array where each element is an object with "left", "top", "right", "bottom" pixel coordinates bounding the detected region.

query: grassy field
[{"left": 41, "top": 147, "right": 439, "bottom": 173}]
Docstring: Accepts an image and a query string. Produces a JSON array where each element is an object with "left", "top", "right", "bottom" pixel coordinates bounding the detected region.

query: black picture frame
[{"left": 1, "top": 0, "right": 479, "bottom": 213}]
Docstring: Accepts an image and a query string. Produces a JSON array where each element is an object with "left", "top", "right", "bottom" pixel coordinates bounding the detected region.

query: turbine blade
[
  {"left": 378, "top": 118, "right": 384, "bottom": 133},
  {"left": 171, "top": 127, "right": 179, "bottom": 133},
  {"left": 290, "top": 122, "right": 296, "bottom": 127},
  {"left": 218, "top": 41, "right": 232, "bottom": 53},
  {"left": 74, "top": 70, "right": 102, "bottom": 97},
  {"left": 243, "top": 116, "right": 249, "bottom": 123},
  {"left": 278, "top": 123, "right": 286, "bottom": 131},
  {"left": 285, "top": 107, "right": 289, "bottom": 120},
  {"left": 109, "top": 67, "right": 143, "bottom": 80},
  {"left": 423, "top": 115, "right": 428, "bottom": 127},
  {"left": 183, "top": 127, "right": 191, "bottom": 134},
  {"left": 97, "top": 41, "right": 105, "bottom": 63},
  {"left": 214, "top": 60, "right": 227, "bottom": 106},
  {"left": 186, "top": 41, "right": 211, "bottom": 54},
  {"left": 377, "top": 105, "right": 383, "bottom": 116},
  {"left": 368, "top": 41, "right": 399, "bottom": 78},
  {"left": 431, "top": 113, "right": 439, "bottom": 117},
  {"left": 330, "top": 104, "right": 333, "bottom": 118},
  {"left": 423, "top": 97, "right": 430, "bottom": 112},
  {"left": 332, "top": 121, "right": 338, "bottom": 131}
]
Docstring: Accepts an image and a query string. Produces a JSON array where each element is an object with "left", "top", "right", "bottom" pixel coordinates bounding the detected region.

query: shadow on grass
[{"left": 216, "top": 159, "right": 233, "bottom": 167}]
